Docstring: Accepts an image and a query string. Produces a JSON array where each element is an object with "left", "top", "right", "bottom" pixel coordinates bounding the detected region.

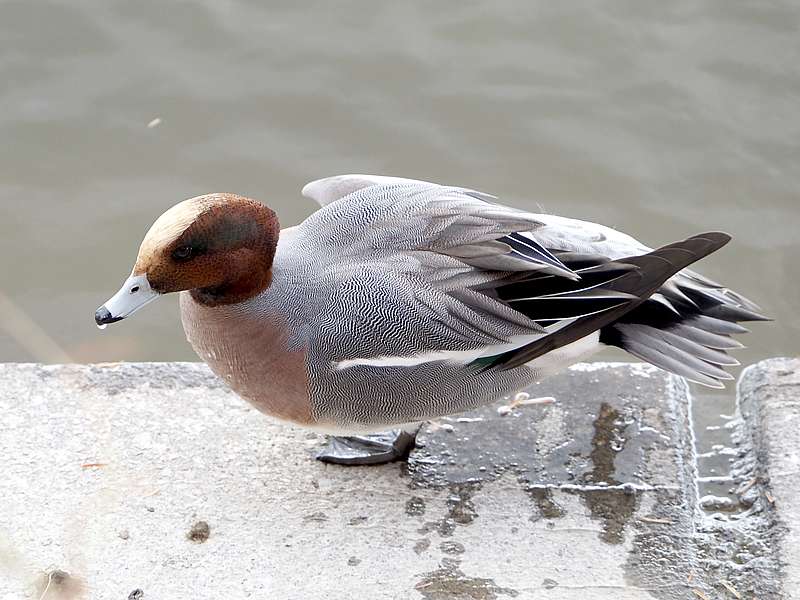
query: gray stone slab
[
  {"left": 739, "top": 357, "right": 800, "bottom": 598},
  {"left": 0, "top": 361, "right": 786, "bottom": 599}
]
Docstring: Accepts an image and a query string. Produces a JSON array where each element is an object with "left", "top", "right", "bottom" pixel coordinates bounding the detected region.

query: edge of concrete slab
[{"left": 738, "top": 357, "right": 800, "bottom": 599}]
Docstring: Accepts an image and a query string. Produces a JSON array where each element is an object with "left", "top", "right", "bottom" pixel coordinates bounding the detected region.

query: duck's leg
[{"left": 315, "top": 424, "right": 421, "bottom": 465}]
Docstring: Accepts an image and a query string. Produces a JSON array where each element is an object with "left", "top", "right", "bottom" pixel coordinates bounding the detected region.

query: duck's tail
[
  {"left": 598, "top": 257, "right": 770, "bottom": 388},
  {"left": 485, "top": 232, "right": 768, "bottom": 385}
]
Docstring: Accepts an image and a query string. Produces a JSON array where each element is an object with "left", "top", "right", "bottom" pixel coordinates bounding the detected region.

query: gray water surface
[{"left": 1, "top": 2, "right": 798, "bottom": 488}]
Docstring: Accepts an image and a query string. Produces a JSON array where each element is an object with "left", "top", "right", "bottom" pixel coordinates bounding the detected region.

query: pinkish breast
[{"left": 179, "top": 292, "right": 314, "bottom": 426}]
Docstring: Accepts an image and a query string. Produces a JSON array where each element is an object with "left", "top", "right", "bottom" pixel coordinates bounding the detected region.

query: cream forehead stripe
[{"left": 134, "top": 196, "right": 216, "bottom": 271}]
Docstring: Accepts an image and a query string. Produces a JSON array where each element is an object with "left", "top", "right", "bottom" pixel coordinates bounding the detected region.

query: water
[{"left": 1, "top": 1, "right": 798, "bottom": 495}]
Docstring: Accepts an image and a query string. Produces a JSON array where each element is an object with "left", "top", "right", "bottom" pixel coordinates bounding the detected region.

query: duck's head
[{"left": 95, "top": 193, "right": 279, "bottom": 326}]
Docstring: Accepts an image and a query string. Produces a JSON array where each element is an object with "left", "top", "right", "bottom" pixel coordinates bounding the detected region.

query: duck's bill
[{"left": 95, "top": 274, "right": 160, "bottom": 326}]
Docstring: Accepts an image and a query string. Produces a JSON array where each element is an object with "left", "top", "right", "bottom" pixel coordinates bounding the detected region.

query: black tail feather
[{"left": 485, "top": 232, "right": 736, "bottom": 371}]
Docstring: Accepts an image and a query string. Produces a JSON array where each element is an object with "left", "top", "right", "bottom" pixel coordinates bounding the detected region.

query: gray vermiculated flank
[{"left": 226, "top": 180, "right": 760, "bottom": 428}]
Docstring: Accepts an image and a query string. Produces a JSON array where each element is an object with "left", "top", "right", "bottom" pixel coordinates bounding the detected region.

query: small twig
[
  {"left": 81, "top": 463, "right": 108, "bottom": 469},
  {"left": 498, "top": 393, "right": 556, "bottom": 415},
  {"left": 510, "top": 392, "right": 556, "bottom": 408},
  {"left": 720, "top": 580, "right": 742, "bottom": 599},
  {"left": 692, "top": 590, "right": 711, "bottom": 600},
  {"left": 639, "top": 516, "right": 672, "bottom": 524},
  {"left": 737, "top": 477, "right": 758, "bottom": 496}
]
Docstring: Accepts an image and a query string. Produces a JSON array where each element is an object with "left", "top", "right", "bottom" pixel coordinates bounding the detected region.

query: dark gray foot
[{"left": 315, "top": 429, "right": 418, "bottom": 465}]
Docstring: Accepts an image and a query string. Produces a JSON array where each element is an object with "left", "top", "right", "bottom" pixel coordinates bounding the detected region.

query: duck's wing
[
  {"left": 297, "top": 179, "right": 606, "bottom": 374},
  {"left": 302, "top": 174, "right": 493, "bottom": 207},
  {"left": 297, "top": 179, "right": 748, "bottom": 390},
  {"left": 299, "top": 178, "right": 579, "bottom": 279}
]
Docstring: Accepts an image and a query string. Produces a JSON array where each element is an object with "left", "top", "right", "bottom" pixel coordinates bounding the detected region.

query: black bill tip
[{"left": 95, "top": 306, "right": 123, "bottom": 326}]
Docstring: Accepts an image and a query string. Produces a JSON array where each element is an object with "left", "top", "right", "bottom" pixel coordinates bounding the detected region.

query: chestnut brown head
[{"left": 95, "top": 194, "right": 279, "bottom": 326}]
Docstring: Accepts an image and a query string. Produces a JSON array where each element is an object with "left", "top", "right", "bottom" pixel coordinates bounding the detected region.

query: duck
[{"left": 95, "top": 174, "right": 768, "bottom": 464}]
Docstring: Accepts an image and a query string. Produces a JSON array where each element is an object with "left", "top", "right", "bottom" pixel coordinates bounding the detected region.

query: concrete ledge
[
  {"left": 739, "top": 357, "right": 800, "bottom": 598},
  {"left": 0, "top": 361, "right": 794, "bottom": 599}
]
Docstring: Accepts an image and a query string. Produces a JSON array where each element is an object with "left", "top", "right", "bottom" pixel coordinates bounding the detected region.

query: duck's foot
[{"left": 315, "top": 428, "right": 419, "bottom": 466}]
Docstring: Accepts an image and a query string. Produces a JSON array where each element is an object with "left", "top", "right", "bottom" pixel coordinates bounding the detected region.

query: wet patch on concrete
[
  {"left": 436, "top": 484, "right": 480, "bottom": 537},
  {"left": 414, "top": 485, "right": 481, "bottom": 539},
  {"left": 413, "top": 538, "right": 431, "bottom": 554},
  {"left": 407, "top": 365, "right": 780, "bottom": 597},
  {"left": 572, "top": 487, "right": 640, "bottom": 545},
  {"left": 578, "top": 402, "right": 641, "bottom": 544},
  {"left": 405, "top": 496, "right": 426, "bottom": 517},
  {"left": 415, "top": 559, "right": 518, "bottom": 599},
  {"left": 408, "top": 366, "right": 667, "bottom": 491},
  {"left": 408, "top": 366, "right": 667, "bottom": 550},
  {"left": 439, "top": 540, "right": 465, "bottom": 555},
  {"left": 524, "top": 487, "right": 565, "bottom": 520}
]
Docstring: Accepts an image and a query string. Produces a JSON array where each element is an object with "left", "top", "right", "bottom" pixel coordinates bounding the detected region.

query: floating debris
[{"left": 147, "top": 117, "right": 162, "bottom": 129}]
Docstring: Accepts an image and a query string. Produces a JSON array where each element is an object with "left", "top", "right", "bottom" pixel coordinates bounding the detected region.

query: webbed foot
[{"left": 315, "top": 428, "right": 419, "bottom": 465}]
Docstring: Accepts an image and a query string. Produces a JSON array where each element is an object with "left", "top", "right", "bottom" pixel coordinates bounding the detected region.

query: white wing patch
[
  {"left": 332, "top": 334, "right": 544, "bottom": 371},
  {"left": 332, "top": 329, "right": 602, "bottom": 374}
]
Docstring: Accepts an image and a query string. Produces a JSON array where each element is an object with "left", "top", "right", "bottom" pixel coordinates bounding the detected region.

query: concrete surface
[
  {"left": 0, "top": 360, "right": 794, "bottom": 600},
  {"left": 739, "top": 357, "right": 800, "bottom": 598}
]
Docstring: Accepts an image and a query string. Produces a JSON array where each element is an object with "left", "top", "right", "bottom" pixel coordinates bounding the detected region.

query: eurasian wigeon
[{"left": 96, "top": 175, "right": 767, "bottom": 464}]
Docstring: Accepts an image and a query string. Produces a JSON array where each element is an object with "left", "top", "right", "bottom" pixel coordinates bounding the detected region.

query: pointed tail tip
[{"left": 695, "top": 231, "right": 732, "bottom": 248}]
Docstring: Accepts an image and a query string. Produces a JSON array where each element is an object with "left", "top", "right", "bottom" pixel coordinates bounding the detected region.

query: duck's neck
[{"left": 190, "top": 254, "right": 273, "bottom": 307}]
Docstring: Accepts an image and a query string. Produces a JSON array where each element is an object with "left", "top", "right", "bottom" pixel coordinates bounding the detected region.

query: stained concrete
[{"left": 0, "top": 360, "right": 794, "bottom": 599}]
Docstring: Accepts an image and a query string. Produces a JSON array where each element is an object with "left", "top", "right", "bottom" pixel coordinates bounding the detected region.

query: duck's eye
[{"left": 172, "top": 245, "right": 193, "bottom": 261}]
